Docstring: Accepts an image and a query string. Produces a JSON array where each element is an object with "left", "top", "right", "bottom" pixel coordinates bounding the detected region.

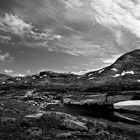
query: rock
[
  {"left": 89, "top": 128, "right": 96, "bottom": 134},
  {"left": 107, "top": 95, "right": 133, "bottom": 105},
  {"left": 1, "top": 117, "right": 16, "bottom": 123},
  {"left": 63, "top": 98, "right": 71, "bottom": 104},
  {"left": 55, "top": 132, "right": 72, "bottom": 138},
  {"left": 58, "top": 102, "right": 64, "bottom": 108},
  {"left": 47, "top": 100, "right": 60, "bottom": 105},
  {"left": 25, "top": 113, "right": 43, "bottom": 119},
  {"left": 24, "top": 90, "right": 34, "bottom": 98},
  {"left": 63, "top": 94, "right": 107, "bottom": 105},
  {"left": 0, "top": 106, "right": 4, "bottom": 110},
  {"left": 25, "top": 127, "right": 42, "bottom": 137},
  {"left": 64, "top": 119, "right": 88, "bottom": 131},
  {"left": 63, "top": 94, "right": 133, "bottom": 106}
]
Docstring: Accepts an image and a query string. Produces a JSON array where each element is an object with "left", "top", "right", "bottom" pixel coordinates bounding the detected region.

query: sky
[{"left": 0, "top": 0, "right": 140, "bottom": 76}]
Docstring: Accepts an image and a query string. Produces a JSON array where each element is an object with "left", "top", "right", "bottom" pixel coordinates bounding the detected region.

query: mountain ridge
[{"left": 1, "top": 49, "right": 140, "bottom": 92}]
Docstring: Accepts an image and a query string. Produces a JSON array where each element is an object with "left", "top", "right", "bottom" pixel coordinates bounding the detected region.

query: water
[{"left": 44, "top": 104, "right": 140, "bottom": 133}]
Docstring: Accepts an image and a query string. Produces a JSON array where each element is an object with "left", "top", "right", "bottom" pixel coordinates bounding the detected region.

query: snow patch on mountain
[
  {"left": 113, "top": 74, "right": 120, "bottom": 77},
  {"left": 89, "top": 77, "right": 94, "bottom": 80},
  {"left": 16, "top": 77, "right": 21, "bottom": 81},
  {"left": 88, "top": 73, "right": 93, "bottom": 77},
  {"left": 111, "top": 68, "right": 118, "bottom": 72},
  {"left": 112, "top": 71, "right": 135, "bottom": 77},
  {"left": 98, "top": 69, "right": 104, "bottom": 74},
  {"left": 121, "top": 71, "right": 135, "bottom": 76}
]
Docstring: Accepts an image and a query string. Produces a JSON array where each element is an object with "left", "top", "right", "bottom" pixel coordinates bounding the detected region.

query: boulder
[{"left": 64, "top": 119, "right": 88, "bottom": 131}]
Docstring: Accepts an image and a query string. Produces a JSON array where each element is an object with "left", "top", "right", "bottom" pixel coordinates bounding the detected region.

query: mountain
[
  {"left": 84, "top": 49, "right": 140, "bottom": 91},
  {"left": 85, "top": 49, "right": 140, "bottom": 78},
  {"left": 0, "top": 74, "right": 11, "bottom": 83},
  {"left": 1, "top": 49, "right": 140, "bottom": 92}
]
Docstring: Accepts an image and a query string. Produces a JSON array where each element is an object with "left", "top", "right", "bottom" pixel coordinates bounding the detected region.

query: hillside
[{"left": 1, "top": 49, "right": 140, "bottom": 92}]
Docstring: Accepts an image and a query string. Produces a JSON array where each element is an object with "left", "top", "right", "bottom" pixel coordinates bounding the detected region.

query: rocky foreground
[{"left": 0, "top": 88, "right": 140, "bottom": 140}]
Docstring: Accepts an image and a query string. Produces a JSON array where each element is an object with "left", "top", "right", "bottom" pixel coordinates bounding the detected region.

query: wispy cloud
[
  {"left": 0, "top": 13, "right": 33, "bottom": 36},
  {"left": 4, "top": 69, "right": 13, "bottom": 74},
  {"left": 78, "top": 0, "right": 140, "bottom": 39}
]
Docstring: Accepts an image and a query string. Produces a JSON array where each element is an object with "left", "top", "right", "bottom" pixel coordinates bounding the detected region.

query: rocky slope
[
  {"left": 86, "top": 49, "right": 140, "bottom": 78},
  {"left": 81, "top": 49, "right": 140, "bottom": 92}
]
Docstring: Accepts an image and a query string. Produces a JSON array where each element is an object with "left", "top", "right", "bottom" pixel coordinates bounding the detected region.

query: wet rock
[{"left": 64, "top": 119, "right": 88, "bottom": 131}]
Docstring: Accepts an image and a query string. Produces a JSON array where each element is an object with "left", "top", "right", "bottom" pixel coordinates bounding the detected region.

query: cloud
[
  {"left": 46, "top": 34, "right": 103, "bottom": 56},
  {"left": 0, "top": 0, "right": 140, "bottom": 60},
  {"left": 0, "top": 35, "right": 11, "bottom": 43},
  {"left": 78, "top": 0, "right": 140, "bottom": 39},
  {"left": 63, "top": 0, "right": 83, "bottom": 8},
  {"left": 60, "top": 0, "right": 140, "bottom": 48},
  {"left": 0, "top": 52, "right": 14, "bottom": 62},
  {"left": 0, "top": 13, "right": 55, "bottom": 46},
  {"left": 0, "top": 13, "right": 33, "bottom": 36},
  {"left": 4, "top": 69, "right": 13, "bottom": 74}
]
